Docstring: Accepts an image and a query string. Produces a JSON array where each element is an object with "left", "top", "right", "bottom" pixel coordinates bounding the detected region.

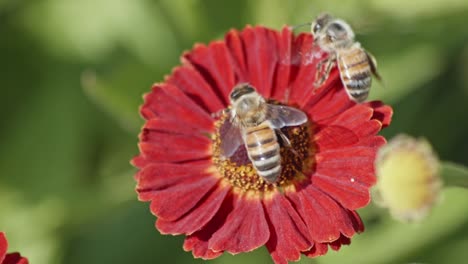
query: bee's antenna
[{"left": 291, "top": 22, "right": 312, "bottom": 31}]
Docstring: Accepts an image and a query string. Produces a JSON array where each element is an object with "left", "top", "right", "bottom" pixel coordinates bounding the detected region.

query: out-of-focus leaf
[
  {"left": 369, "top": 44, "right": 443, "bottom": 103},
  {"left": 81, "top": 62, "right": 156, "bottom": 133},
  {"left": 317, "top": 188, "right": 468, "bottom": 264},
  {"left": 19, "top": 0, "right": 178, "bottom": 65},
  {"left": 441, "top": 162, "right": 468, "bottom": 188},
  {"left": 461, "top": 45, "right": 468, "bottom": 97}
]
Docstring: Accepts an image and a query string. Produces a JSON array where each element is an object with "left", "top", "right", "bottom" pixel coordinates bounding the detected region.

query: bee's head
[
  {"left": 313, "top": 14, "right": 355, "bottom": 51},
  {"left": 229, "top": 83, "right": 264, "bottom": 117},
  {"left": 311, "top": 13, "right": 333, "bottom": 36}
]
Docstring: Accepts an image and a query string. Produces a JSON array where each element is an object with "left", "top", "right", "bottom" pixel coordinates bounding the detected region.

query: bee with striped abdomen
[
  {"left": 220, "top": 83, "right": 308, "bottom": 183},
  {"left": 311, "top": 13, "right": 381, "bottom": 103}
]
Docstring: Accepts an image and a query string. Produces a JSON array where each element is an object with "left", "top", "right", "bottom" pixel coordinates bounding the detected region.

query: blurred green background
[{"left": 1, "top": 0, "right": 467, "bottom": 263}]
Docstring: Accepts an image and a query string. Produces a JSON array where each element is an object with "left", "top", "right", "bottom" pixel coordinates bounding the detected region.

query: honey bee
[
  {"left": 311, "top": 13, "right": 381, "bottom": 103},
  {"left": 220, "top": 83, "right": 308, "bottom": 183}
]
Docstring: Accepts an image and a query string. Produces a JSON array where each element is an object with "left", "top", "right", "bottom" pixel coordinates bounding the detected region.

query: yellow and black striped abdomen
[
  {"left": 244, "top": 122, "right": 281, "bottom": 183},
  {"left": 337, "top": 48, "right": 372, "bottom": 102}
]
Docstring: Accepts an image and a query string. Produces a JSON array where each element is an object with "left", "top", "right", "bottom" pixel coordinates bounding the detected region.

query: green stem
[{"left": 441, "top": 161, "right": 468, "bottom": 188}]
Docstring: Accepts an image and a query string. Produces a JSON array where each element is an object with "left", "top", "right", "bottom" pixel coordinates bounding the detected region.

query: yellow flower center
[{"left": 211, "top": 111, "right": 314, "bottom": 194}]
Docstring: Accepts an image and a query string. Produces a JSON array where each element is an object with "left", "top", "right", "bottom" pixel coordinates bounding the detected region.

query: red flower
[
  {"left": 132, "top": 25, "right": 392, "bottom": 264},
  {"left": 0, "top": 233, "right": 28, "bottom": 264}
]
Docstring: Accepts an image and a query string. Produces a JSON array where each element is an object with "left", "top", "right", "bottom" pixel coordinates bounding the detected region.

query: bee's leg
[
  {"left": 276, "top": 129, "right": 300, "bottom": 157},
  {"left": 314, "top": 57, "right": 335, "bottom": 88}
]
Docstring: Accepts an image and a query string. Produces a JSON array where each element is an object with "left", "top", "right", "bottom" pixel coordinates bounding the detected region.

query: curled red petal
[
  {"left": 156, "top": 184, "right": 230, "bottom": 235},
  {"left": 303, "top": 242, "right": 329, "bottom": 258},
  {"left": 184, "top": 234, "right": 223, "bottom": 260},
  {"left": 265, "top": 194, "right": 312, "bottom": 264},
  {"left": 365, "top": 101, "right": 393, "bottom": 127},
  {"left": 209, "top": 195, "right": 269, "bottom": 254}
]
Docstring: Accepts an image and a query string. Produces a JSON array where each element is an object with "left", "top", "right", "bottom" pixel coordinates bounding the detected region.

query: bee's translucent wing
[
  {"left": 365, "top": 50, "right": 382, "bottom": 81},
  {"left": 267, "top": 104, "right": 308, "bottom": 129},
  {"left": 219, "top": 120, "right": 243, "bottom": 158}
]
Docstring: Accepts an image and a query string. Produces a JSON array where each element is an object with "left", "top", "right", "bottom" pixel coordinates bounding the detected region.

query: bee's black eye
[
  {"left": 230, "top": 84, "right": 255, "bottom": 101},
  {"left": 329, "top": 22, "right": 345, "bottom": 32}
]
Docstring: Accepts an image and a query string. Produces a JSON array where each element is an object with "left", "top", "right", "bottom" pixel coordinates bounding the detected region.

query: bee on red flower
[{"left": 132, "top": 25, "right": 392, "bottom": 264}]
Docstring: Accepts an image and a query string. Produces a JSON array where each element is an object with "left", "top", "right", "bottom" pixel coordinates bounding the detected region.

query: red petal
[
  {"left": 290, "top": 187, "right": 358, "bottom": 242},
  {"left": 352, "top": 120, "right": 382, "bottom": 138},
  {"left": 359, "top": 136, "right": 387, "bottom": 148},
  {"left": 184, "top": 195, "right": 235, "bottom": 259},
  {"left": 0, "top": 232, "right": 7, "bottom": 263},
  {"left": 314, "top": 147, "right": 377, "bottom": 209},
  {"left": 209, "top": 195, "right": 269, "bottom": 254},
  {"left": 138, "top": 132, "right": 211, "bottom": 163},
  {"left": 270, "top": 27, "right": 293, "bottom": 102},
  {"left": 141, "top": 84, "right": 213, "bottom": 129},
  {"left": 329, "top": 235, "right": 352, "bottom": 251},
  {"left": 135, "top": 162, "right": 211, "bottom": 189},
  {"left": 303, "top": 242, "right": 328, "bottom": 258},
  {"left": 301, "top": 71, "right": 355, "bottom": 123},
  {"left": 225, "top": 29, "right": 248, "bottom": 83},
  {"left": 240, "top": 26, "right": 279, "bottom": 97},
  {"left": 148, "top": 176, "right": 219, "bottom": 221},
  {"left": 184, "top": 42, "right": 236, "bottom": 105},
  {"left": 265, "top": 194, "right": 311, "bottom": 264},
  {"left": 156, "top": 184, "right": 230, "bottom": 235},
  {"left": 166, "top": 66, "right": 225, "bottom": 114},
  {"left": 143, "top": 116, "right": 212, "bottom": 137},
  {"left": 331, "top": 104, "right": 373, "bottom": 130},
  {"left": 314, "top": 125, "right": 359, "bottom": 150},
  {"left": 288, "top": 33, "right": 324, "bottom": 106},
  {"left": 365, "top": 101, "right": 393, "bottom": 127},
  {"left": 184, "top": 234, "right": 223, "bottom": 260},
  {"left": 136, "top": 162, "right": 220, "bottom": 221}
]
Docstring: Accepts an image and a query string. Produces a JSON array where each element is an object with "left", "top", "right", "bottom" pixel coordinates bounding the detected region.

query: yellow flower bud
[{"left": 374, "top": 134, "right": 442, "bottom": 222}]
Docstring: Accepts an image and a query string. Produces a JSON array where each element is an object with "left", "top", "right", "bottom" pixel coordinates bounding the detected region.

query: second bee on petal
[{"left": 312, "top": 13, "right": 381, "bottom": 103}]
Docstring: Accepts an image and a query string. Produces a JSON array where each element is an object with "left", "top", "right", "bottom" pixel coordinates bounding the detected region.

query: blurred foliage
[{"left": 0, "top": 0, "right": 467, "bottom": 264}]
